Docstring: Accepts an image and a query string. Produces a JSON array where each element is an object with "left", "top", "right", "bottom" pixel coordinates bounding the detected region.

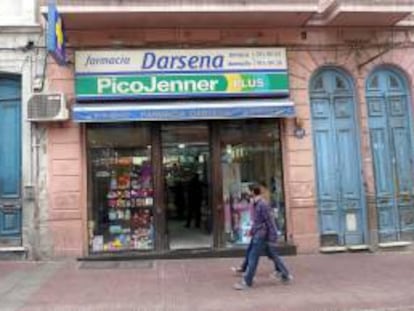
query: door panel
[
  {"left": 369, "top": 128, "right": 393, "bottom": 197},
  {"left": 366, "top": 94, "right": 397, "bottom": 242},
  {"left": 400, "top": 208, "right": 414, "bottom": 240},
  {"left": 0, "top": 76, "right": 22, "bottom": 245},
  {"left": 0, "top": 209, "right": 21, "bottom": 236},
  {"left": 1, "top": 100, "right": 21, "bottom": 198},
  {"left": 314, "top": 129, "right": 337, "bottom": 202},
  {"left": 311, "top": 69, "right": 366, "bottom": 246},
  {"left": 334, "top": 96, "right": 364, "bottom": 245},
  {"left": 336, "top": 128, "right": 359, "bottom": 199},
  {"left": 378, "top": 206, "right": 397, "bottom": 241},
  {"left": 392, "top": 127, "right": 412, "bottom": 192},
  {"left": 366, "top": 69, "right": 414, "bottom": 242},
  {"left": 320, "top": 210, "right": 339, "bottom": 234}
]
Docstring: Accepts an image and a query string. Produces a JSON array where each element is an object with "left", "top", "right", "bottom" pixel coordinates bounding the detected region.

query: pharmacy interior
[{"left": 73, "top": 47, "right": 295, "bottom": 254}]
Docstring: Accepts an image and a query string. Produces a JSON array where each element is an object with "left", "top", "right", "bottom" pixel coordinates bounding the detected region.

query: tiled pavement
[{"left": 1, "top": 252, "right": 414, "bottom": 311}]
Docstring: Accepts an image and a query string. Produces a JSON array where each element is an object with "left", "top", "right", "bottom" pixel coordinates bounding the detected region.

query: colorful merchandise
[{"left": 90, "top": 149, "right": 154, "bottom": 252}]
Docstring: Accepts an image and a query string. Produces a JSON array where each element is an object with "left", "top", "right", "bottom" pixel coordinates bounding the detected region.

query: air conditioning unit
[{"left": 27, "top": 93, "right": 69, "bottom": 122}]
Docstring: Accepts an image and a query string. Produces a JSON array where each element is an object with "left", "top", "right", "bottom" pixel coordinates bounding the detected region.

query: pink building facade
[{"left": 36, "top": 1, "right": 414, "bottom": 258}]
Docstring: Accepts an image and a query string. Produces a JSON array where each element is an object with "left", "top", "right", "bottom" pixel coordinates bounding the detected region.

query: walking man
[{"left": 233, "top": 183, "right": 292, "bottom": 290}]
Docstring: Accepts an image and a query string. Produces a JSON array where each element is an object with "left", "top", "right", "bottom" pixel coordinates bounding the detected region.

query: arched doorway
[
  {"left": 0, "top": 75, "right": 22, "bottom": 246},
  {"left": 310, "top": 68, "right": 366, "bottom": 247},
  {"left": 365, "top": 67, "right": 414, "bottom": 242}
]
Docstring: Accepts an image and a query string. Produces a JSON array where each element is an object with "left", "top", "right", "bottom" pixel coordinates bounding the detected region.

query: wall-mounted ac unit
[{"left": 27, "top": 93, "right": 69, "bottom": 122}]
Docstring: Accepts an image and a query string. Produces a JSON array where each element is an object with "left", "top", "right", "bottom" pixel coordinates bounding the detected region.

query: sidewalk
[{"left": 1, "top": 252, "right": 414, "bottom": 311}]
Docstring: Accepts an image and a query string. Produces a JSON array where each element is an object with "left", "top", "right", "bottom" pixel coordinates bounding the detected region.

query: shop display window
[
  {"left": 87, "top": 124, "right": 154, "bottom": 252},
  {"left": 220, "top": 120, "right": 286, "bottom": 247}
]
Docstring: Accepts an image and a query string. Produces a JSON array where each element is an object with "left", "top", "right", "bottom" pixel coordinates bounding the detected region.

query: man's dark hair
[{"left": 250, "top": 183, "right": 261, "bottom": 196}]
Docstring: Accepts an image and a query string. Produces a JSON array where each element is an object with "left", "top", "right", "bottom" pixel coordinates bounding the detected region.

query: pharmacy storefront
[{"left": 73, "top": 48, "right": 295, "bottom": 254}]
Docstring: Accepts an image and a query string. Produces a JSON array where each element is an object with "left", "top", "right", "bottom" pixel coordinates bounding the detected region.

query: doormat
[{"left": 79, "top": 261, "right": 154, "bottom": 270}]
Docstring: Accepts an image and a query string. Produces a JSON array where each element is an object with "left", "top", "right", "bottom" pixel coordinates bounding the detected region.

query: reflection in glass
[{"left": 220, "top": 120, "right": 286, "bottom": 247}]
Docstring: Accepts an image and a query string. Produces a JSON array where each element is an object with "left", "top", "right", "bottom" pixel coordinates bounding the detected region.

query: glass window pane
[
  {"left": 389, "top": 75, "right": 400, "bottom": 90},
  {"left": 220, "top": 120, "right": 286, "bottom": 247},
  {"left": 87, "top": 123, "right": 154, "bottom": 253},
  {"left": 313, "top": 76, "right": 324, "bottom": 91},
  {"left": 335, "top": 75, "right": 346, "bottom": 90},
  {"left": 369, "top": 75, "right": 379, "bottom": 89}
]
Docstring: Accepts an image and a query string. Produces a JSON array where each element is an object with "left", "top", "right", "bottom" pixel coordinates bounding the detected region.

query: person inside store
[
  {"left": 172, "top": 163, "right": 186, "bottom": 220},
  {"left": 233, "top": 182, "right": 293, "bottom": 290},
  {"left": 185, "top": 172, "right": 203, "bottom": 228}
]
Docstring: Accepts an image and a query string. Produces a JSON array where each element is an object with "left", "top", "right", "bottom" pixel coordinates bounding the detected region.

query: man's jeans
[
  {"left": 240, "top": 241, "right": 253, "bottom": 272},
  {"left": 243, "top": 236, "right": 290, "bottom": 287},
  {"left": 241, "top": 239, "right": 281, "bottom": 273}
]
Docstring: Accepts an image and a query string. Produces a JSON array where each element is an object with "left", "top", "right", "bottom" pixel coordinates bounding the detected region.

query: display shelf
[{"left": 89, "top": 148, "right": 154, "bottom": 253}]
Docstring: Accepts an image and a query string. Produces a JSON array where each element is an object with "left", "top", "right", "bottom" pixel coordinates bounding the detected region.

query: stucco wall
[
  {"left": 0, "top": 0, "right": 36, "bottom": 26},
  {"left": 45, "top": 27, "right": 414, "bottom": 256},
  {"left": 44, "top": 55, "right": 86, "bottom": 257}
]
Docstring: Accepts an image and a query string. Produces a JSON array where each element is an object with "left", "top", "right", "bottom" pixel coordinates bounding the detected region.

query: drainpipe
[
  {"left": 31, "top": 122, "right": 41, "bottom": 260},
  {"left": 29, "top": 29, "right": 49, "bottom": 259}
]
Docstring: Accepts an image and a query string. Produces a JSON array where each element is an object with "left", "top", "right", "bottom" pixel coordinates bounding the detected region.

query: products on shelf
[{"left": 90, "top": 151, "right": 154, "bottom": 252}]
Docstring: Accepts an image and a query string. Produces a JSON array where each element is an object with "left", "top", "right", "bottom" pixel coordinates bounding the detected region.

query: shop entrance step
[
  {"left": 79, "top": 260, "right": 154, "bottom": 270},
  {"left": 378, "top": 241, "right": 412, "bottom": 252},
  {"left": 78, "top": 243, "right": 297, "bottom": 262}
]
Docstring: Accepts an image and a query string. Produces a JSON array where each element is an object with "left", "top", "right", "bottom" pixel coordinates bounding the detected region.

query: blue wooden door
[
  {"left": 366, "top": 69, "right": 414, "bottom": 242},
  {"left": 310, "top": 69, "right": 366, "bottom": 246},
  {"left": 0, "top": 76, "right": 22, "bottom": 246}
]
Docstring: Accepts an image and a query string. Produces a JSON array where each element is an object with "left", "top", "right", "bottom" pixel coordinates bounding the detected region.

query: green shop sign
[
  {"left": 76, "top": 72, "right": 289, "bottom": 100},
  {"left": 75, "top": 48, "right": 289, "bottom": 100}
]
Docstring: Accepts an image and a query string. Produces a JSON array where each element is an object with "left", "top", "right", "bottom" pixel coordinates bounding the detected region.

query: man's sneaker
[
  {"left": 270, "top": 271, "right": 283, "bottom": 280},
  {"left": 281, "top": 274, "right": 294, "bottom": 284},
  {"left": 231, "top": 266, "right": 244, "bottom": 275},
  {"left": 233, "top": 280, "right": 249, "bottom": 290}
]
